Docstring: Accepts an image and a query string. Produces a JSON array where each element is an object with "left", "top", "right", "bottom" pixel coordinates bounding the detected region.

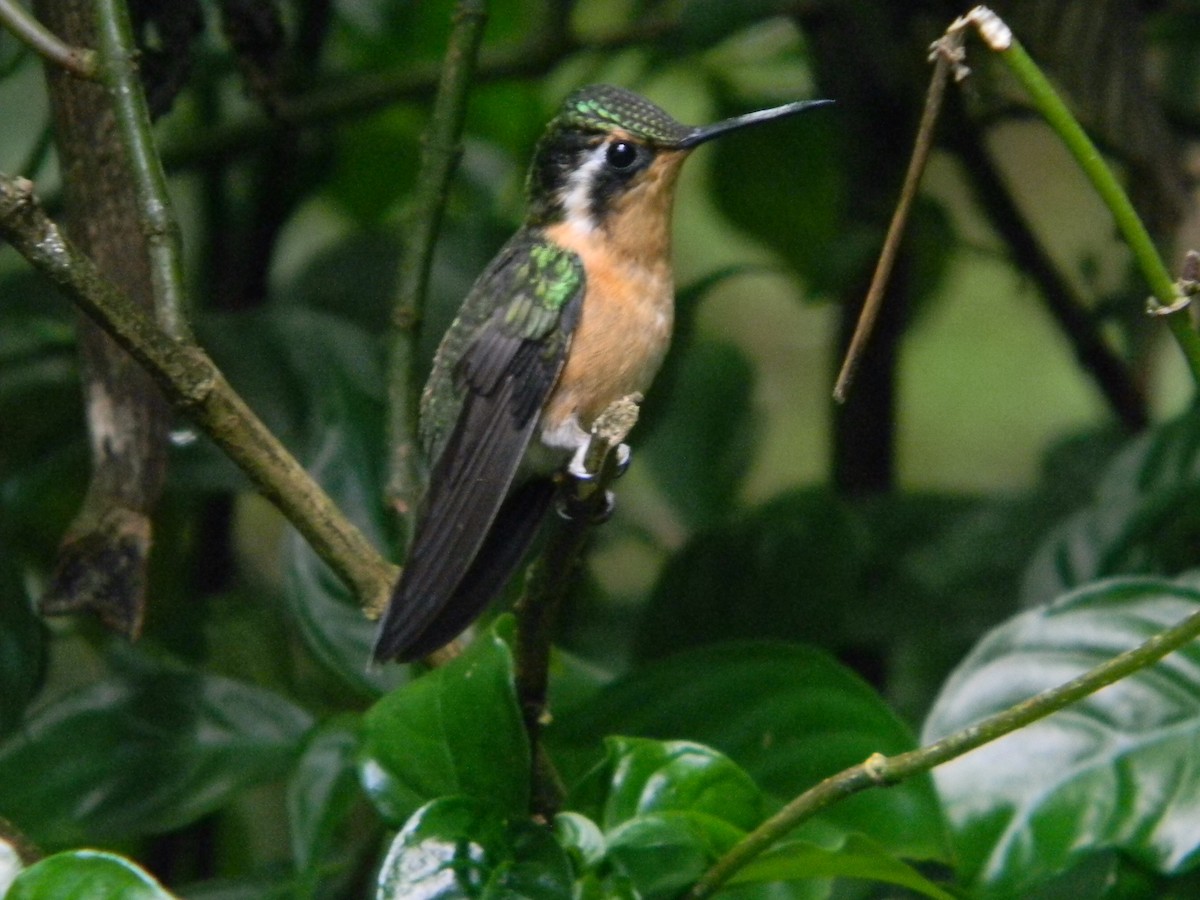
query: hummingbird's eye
[{"left": 606, "top": 141, "right": 639, "bottom": 170}]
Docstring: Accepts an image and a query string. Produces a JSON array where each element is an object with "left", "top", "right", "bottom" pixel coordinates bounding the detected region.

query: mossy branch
[{"left": 0, "top": 174, "right": 397, "bottom": 618}]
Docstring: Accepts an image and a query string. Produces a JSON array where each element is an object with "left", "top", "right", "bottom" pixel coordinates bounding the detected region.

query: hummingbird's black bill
[{"left": 677, "top": 98, "right": 834, "bottom": 149}]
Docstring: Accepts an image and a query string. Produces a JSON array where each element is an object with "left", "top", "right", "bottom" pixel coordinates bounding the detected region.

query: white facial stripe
[{"left": 560, "top": 143, "right": 609, "bottom": 235}]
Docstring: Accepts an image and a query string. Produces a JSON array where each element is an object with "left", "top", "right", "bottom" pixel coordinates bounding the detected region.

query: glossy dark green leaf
[
  {"left": 729, "top": 831, "right": 955, "bottom": 899},
  {"left": 555, "top": 642, "right": 949, "bottom": 862},
  {"left": 564, "top": 738, "right": 760, "bottom": 898},
  {"left": 360, "top": 619, "right": 529, "bottom": 824},
  {"left": 607, "top": 810, "right": 745, "bottom": 899},
  {"left": 922, "top": 575, "right": 1200, "bottom": 894},
  {"left": 6, "top": 849, "right": 176, "bottom": 899},
  {"left": 576, "top": 737, "right": 765, "bottom": 834},
  {"left": 0, "top": 555, "right": 43, "bottom": 739},
  {"left": 552, "top": 811, "right": 606, "bottom": 869},
  {"left": 287, "top": 714, "right": 368, "bottom": 886},
  {"left": 1023, "top": 409, "right": 1200, "bottom": 604},
  {"left": 374, "top": 796, "right": 572, "bottom": 900},
  {"left": 0, "top": 661, "right": 312, "bottom": 846}
]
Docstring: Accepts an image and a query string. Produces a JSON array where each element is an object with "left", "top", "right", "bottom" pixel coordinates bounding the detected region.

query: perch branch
[
  {"left": 515, "top": 395, "right": 642, "bottom": 820},
  {"left": 0, "top": 174, "right": 397, "bottom": 617}
]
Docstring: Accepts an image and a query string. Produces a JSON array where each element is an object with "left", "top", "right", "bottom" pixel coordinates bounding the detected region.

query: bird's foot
[
  {"left": 612, "top": 442, "right": 631, "bottom": 478},
  {"left": 556, "top": 488, "right": 615, "bottom": 523},
  {"left": 566, "top": 442, "right": 631, "bottom": 482}
]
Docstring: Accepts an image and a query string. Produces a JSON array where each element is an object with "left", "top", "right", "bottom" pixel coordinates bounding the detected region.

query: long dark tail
[{"left": 391, "top": 478, "right": 555, "bottom": 662}]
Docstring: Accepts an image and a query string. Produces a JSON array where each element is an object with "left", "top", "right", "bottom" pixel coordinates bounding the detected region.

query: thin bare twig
[
  {"left": 385, "top": 0, "right": 489, "bottom": 525},
  {"left": 832, "top": 30, "right": 958, "bottom": 403},
  {"left": 0, "top": 0, "right": 96, "bottom": 78}
]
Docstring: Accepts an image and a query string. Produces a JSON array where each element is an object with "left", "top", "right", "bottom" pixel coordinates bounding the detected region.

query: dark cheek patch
[{"left": 589, "top": 144, "right": 655, "bottom": 222}]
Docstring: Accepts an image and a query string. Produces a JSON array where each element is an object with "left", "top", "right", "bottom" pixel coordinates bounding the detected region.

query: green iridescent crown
[{"left": 557, "top": 84, "right": 692, "bottom": 146}]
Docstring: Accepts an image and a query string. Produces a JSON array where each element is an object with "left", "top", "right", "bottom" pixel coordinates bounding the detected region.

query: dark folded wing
[{"left": 372, "top": 237, "right": 584, "bottom": 662}]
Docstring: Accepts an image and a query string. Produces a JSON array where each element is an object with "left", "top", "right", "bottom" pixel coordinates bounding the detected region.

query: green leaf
[
  {"left": 360, "top": 619, "right": 529, "bottom": 824},
  {"left": 0, "top": 660, "right": 312, "bottom": 846},
  {"left": 729, "top": 832, "right": 956, "bottom": 900},
  {"left": 566, "top": 738, "right": 763, "bottom": 899},
  {"left": 552, "top": 811, "right": 606, "bottom": 869},
  {"left": 1023, "top": 409, "right": 1200, "bottom": 604},
  {"left": 287, "top": 715, "right": 368, "bottom": 887},
  {"left": 607, "top": 810, "right": 745, "bottom": 899},
  {"left": 577, "top": 737, "right": 766, "bottom": 833},
  {"left": 922, "top": 574, "right": 1200, "bottom": 894},
  {"left": 374, "top": 796, "right": 573, "bottom": 900},
  {"left": 6, "top": 849, "right": 177, "bottom": 899},
  {"left": 0, "top": 555, "right": 43, "bottom": 739},
  {"left": 555, "top": 642, "right": 949, "bottom": 862}
]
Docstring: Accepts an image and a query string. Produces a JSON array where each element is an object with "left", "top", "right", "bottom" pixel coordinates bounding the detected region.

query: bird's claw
[
  {"left": 566, "top": 442, "right": 631, "bottom": 482},
  {"left": 612, "top": 443, "right": 631, "bottom": 478},
  {"left": 556, "top": 488, "right": 615, "bottom": 523}
]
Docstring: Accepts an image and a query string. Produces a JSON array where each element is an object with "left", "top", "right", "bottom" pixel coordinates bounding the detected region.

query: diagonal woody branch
[{"left": 0, "top": 173, "right": 398, "bottom": 613}]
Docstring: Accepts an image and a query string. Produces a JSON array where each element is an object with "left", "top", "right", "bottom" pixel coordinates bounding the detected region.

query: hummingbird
[{"left": 373, "top": 84, "right": 831, "bottom": 663}]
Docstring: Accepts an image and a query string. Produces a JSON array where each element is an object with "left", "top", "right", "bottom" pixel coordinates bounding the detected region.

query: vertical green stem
[
  {"left": 996, "top": 31, "right": 1200, "bottom": 386},
  {"left": 385, "top": 0, "right": 489, "bottom": 528},
  {"left": 93, "top": 0, "right": 192, "bottom": 341}
]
